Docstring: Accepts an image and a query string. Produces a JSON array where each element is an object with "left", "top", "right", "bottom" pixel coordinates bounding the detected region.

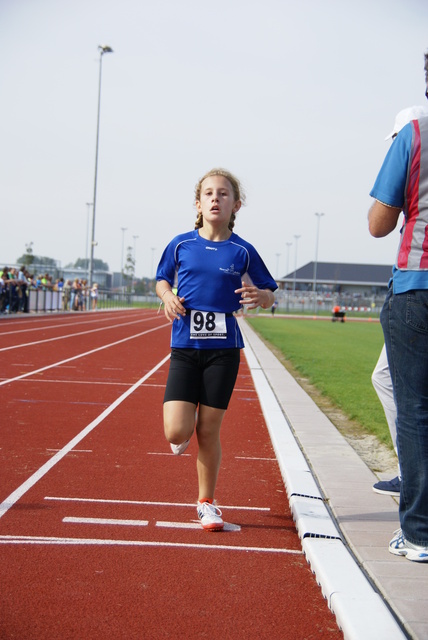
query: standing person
[
  {"left": 156, "top": 168, "right": 277, "bottom": 531},
  {"left": 371, "top": 345, "right": 400, "bottom": 495},
  {"left": 368, "top": 51, "right": 428, "bottom": 561},
  {"left": 62, "top": 279, "right": 72, "bottom": 311},
  {"left": 90, "top": 283, "right": 99, "bottom": 310},
  {"left": 371, "top": 105, "right": 428, "bottom": 498}
]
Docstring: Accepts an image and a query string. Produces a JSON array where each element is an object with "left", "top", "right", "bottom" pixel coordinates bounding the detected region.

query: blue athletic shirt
[
  {"left": 370, "top": 122, "right": 428, "bottom": 293},
  {"left": 156, "top": 229, "right": 277, "bottom": 349}
]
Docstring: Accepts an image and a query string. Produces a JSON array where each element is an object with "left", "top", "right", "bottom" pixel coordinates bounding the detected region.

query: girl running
[{"left": 156, "top": 168, "right": 277, "bottom": 531}]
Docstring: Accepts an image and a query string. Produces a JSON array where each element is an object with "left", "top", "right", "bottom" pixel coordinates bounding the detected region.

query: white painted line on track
[
  {"left": 0, "top": 322, "right": 169, "bottom": 387},
  {"left": 156, "top": 521, "right": 241, "bottom": 532},
  {"left": 156, "top": 521, "right": 203, "bottom": 529},
  {"left": 4, "top": 379, "right": 165, "bottom": 388},
  {"left": 44, "top": 496, "right": 270, "bottom": 512},
  {"left": 0, "top": 311, "right": 155, "bottom": 337},
  {"left": 0, "top": 534, "right": 302, "bottom": 554},
  {"left": 62, "top": 517, "right": 240, "bottom": 531},
  {"left": 63, "top": 517, "right": 149, "bottom": 527},
  {"left": 147, "top": 452, "right": 191, "bottom": 457},
  {"left": 8, "top": 378, "right": 133, "bottom": 387},
  {"left": 0, "top": 354, "right": 171, "bottom": 520},
  {"left": 235, "top": 456, "right": 276, "bottom": 461},
  {"left": 0, "top": 314, "right": 162, "bottom": 352},
  {"left": 47, "top": 449, "right": 92, "bottom": 453}
]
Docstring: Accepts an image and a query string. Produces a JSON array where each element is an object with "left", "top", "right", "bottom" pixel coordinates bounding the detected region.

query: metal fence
[
  {"left": 1, "top": 286, "right": 384, "bottom": 317},
  {"left": 273, "top": 290, "right": 385, "bottom": 316},
  {"left": 1, "top": 287, "right": 159, "bottom": 315}
]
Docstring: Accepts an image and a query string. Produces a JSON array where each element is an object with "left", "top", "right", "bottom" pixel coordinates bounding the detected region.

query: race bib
[{"left": 190, "top": 310, "right": 227, "bottom": 339}]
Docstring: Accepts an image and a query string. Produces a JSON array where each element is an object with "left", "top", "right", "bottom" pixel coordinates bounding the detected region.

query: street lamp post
[
  {"left": 285, "top": 242, "right": 292, "bottom": 276},
  {"left": 120, "top": 227, "right": 127, "bottom": 291},
  {"left": 85, "top": 202, "right": 93, "bottom": 281},
  {"left": 292, "top": 235, "right": 301, "bottom": 295},
  {"left": 312, "top": 212, "right": 325, "bottom": 312},
  {"left": 89, "top": 44, "right": 114, "bottom": 289},
  {"left": 133, "top": 235, "right": 139, "bottom": 288},
  {"left": 285, "top": 241, "right": 292, "bottom": 311}
]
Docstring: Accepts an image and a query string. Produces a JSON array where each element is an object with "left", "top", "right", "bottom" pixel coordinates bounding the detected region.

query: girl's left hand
[{"left": 235, "top": 282, "right": 273, "bottom": 310}]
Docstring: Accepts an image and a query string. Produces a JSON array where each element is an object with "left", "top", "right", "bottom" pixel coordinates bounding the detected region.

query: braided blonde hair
[{"left": 194, "top": 168, "right": 245, "bottom": 231}]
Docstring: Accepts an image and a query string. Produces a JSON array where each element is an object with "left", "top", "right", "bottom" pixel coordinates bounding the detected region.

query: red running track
[{"left": 0, "top": 309, "right": 343, "bottom": 639}]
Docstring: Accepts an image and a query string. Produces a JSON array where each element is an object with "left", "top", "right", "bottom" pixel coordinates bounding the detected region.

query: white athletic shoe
[
  {"left": 169, "top": 411, "right": 197, "bottom": 455},
  {"left": 170, "top": 439, "right": 190, "bottom": 455},
  {"left": 389, "top": 528, "right": 428, "bottom": 562},
  {"left": 197, "top": 501, "right": 224, "bottom": 531}
]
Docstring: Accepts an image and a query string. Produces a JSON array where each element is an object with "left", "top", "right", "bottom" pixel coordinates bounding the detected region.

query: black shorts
[{"left": 164, "top": 348, "right": 241, "bottom": 410}]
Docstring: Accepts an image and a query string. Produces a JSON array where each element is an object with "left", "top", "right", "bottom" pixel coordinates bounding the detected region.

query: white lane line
[
  {"left": 156, "top": 521, "right": 241, "bottom": 532},
  {"left": 62, "top": 518, "right": 240, "bottom": 531},
  {"left": 236, "top": 456, "right": 276, "bottom": 461},
  {"left": 155, "top": 521, "right": 201, "bottom": 530},
  {"left": 0, "top": 323, "right": 169, "bottom": 387},
  {"left": 0, "top": 535, "right": 302, "bottom": 554},
  {"left": 44, "top": 497, "right": 270, "bottom": 512},
  {"left": 63, "top": 517, "right": 149, "bottom": 527},
  {"left": 0, "top": 315, "right": 162, "bottom": 352},
  {"left": 46, "top": 449, "right": 92, "bottom": 453},
  {"left": 0, "top": 354, "right": 171, "bottom": 520},
  {"left": 0, "top": 311, "right": 154, "bottom": 337},
  {"left": 2, "top": 379, "right": 164, "bottom": 388},
  {"left": 147, "top": 452, "right": 191, "bottom": 457}
]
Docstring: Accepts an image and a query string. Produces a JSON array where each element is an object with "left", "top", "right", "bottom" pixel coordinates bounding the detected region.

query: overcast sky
[{"left": 1, "top": 0, "right": 428, "bottom": 280}]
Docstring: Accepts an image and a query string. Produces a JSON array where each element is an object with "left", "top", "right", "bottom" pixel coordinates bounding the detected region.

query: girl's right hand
[{"left": 163, "top": 291, "right": 186, "bottom": 323}]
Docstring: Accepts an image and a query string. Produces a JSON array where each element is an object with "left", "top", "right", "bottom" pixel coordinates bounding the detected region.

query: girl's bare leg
[
  {"left": 196, "top": 404, "right": 225, "bottom": 501},
  {"left": 163, "top": 400, "right": 197, "bottom": 445}
]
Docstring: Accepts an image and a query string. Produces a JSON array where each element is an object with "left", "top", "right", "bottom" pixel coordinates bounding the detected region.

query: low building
[{"left": 279, "top": 262, "right": 392, "bottom": 297}]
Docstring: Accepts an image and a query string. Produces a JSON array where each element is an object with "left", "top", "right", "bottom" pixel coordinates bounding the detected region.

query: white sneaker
[
  {"left": 170, "top": 439, "right": 190, "bottom": 455},
  {"left": 389, "top": 528, "right": 428, "bottom": 562},
  {"left": 197, "top": 501, "right": 224, "bottom": 531}
]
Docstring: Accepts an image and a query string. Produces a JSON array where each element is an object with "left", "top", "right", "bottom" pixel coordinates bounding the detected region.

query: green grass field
[{"left": 246, "top": 316, "right": 392, "bottom": 448}]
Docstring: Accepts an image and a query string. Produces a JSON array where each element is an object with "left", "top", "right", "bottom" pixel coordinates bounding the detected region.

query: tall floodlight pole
[
  {"left": 89, "top": 45, "right": 114, "bottom": 289},
  {"left": 285, "top": 241, "right": 292, "bottom": 311},
  {"left": 313, "top": 212, "right": 325, "bottom": 312},
  {"left": 292, "top": 235, "right": 301, "bottom": 294},
  {"left": 286, "top": 242, "right": 292, "bottom": 276},
  {"left": 133, "top": 235, "right": 139, "bottom": 287},
  {"left": 120, "top": 227, "right": 127, "bottom": 291},
  {"left": 85, "top": 202, "right": 93, "bottom": 280}
]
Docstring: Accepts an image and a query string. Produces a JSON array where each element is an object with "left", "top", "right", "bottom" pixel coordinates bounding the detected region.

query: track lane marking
[
  {"left": 62, "top": 517, "right": 241, "bottom": 532},
  {"left": 63, "top": 517, "right": 149, "bottom": 527},
  {"left": 0, "top": 535, "right": 302, "bottom": 554},
  {"left": 236, "top": 456, "right": 276, "bottom": 461},
  {"left": 0, "top": 314, "right": 165, "bottom": 353},
  {"left": 156, "top": 521, "right": 242, "bottom": 532},
  {"left": 0, "top": 323, "right": 169, "bottom": 387},
  {"left": 0, "top": 354, "right": 171, "bottom": 520},
  {"left": 44, "top": 496, "right": 270, "bottom": 511},
  {"left": 0, "top": 310, "right": 157, "bottom": 337},
  {"left": 0, "top": 378, "right": 164, "bottom": 387}
]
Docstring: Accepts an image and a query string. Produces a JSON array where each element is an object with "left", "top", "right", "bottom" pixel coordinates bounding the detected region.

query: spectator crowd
[{"left": 0, "top": 266, "right": 98, "bottom": 313}]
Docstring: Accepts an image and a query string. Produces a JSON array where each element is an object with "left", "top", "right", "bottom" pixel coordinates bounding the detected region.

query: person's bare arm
[
  {"left": 156, "top": 279, "right": 186, "bottom": 322},
  {"left": 368, "top": 200, "right": 401, "bottom": 238}
]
